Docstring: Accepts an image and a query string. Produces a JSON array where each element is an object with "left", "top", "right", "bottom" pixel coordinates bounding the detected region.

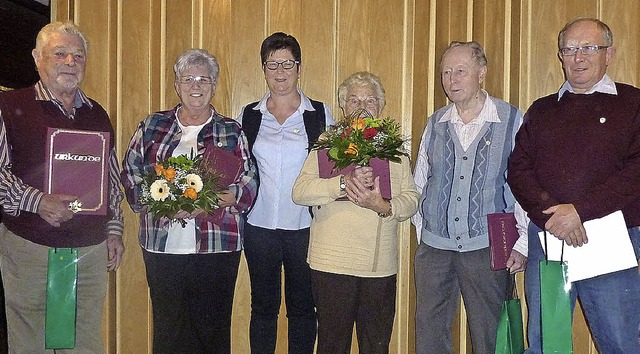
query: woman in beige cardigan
[{"left": 292, "top": 71, "right": 418, "bottom": 354}]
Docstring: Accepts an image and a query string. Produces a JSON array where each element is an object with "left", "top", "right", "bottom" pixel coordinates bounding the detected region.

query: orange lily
[{"left": 344, "top": 142, "right": 359, "bottom": 155}]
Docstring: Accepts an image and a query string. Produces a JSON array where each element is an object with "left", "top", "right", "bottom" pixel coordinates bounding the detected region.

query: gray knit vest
[{"left": 419, "top": 97, "right": 521, "bottom": 252}]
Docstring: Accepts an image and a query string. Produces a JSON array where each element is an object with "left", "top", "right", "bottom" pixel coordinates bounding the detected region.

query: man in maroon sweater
[
  {"left": 508, "top": 18, "right": 640, "bottom": 353},
  {"left": 0, "top": 22, "right": 124, "bottom": 351}
]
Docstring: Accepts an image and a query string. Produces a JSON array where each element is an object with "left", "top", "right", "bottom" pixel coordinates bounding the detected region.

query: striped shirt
[{"left": 0, "top": 81, "right": 124, "bottom": 237}]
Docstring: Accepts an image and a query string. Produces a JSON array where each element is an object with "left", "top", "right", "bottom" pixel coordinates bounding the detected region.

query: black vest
[
  {"left": 240, "top": 98, "right": 327, "bottom": 215},
  {"left": 241, "top": 98, "right": 327, "bottom": 156}
]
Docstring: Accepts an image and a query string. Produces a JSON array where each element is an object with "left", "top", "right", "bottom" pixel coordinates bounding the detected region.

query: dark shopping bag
[
  {"left": 539, "top": 232, "right": 573, "bottom": 353},
  {"left": 45, "top": 248, "right": 78, "bottom": 349},
  {"left": 495, "top": 277, "right": 524, "bottom": 354}
]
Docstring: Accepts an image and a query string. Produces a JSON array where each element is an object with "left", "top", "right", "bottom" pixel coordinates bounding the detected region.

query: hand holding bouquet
[
  {"left": 313, "top": 108, "right": 408, "bottom": 170},
  {"left": 139, "top": 154, "right": 223, "bottom": 225}
]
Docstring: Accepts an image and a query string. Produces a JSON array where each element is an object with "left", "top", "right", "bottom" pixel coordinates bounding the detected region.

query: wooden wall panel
[
  {"left": 269, "top": 0, "right": 336, "bottom": 111},
  {"left": 602, "top": 0, "right": 640, "bottom": 87},
  {"left": 519, "top": 0, "right": 598, "bottom": 108},
  {"left": 164, "top": 1, "right": 195, "bottom": 110},
  {"left": 337, "top": 0, "right": 405, "bottom": 120},
  {"left": 228, "top": 0, "right": 266, "bottom": 118},
  {"left": 113, "top": 0, "right": 161, "bottom": 352},
  {"left": 47, "top": 0, "right": 640, "bottom": 353},
  {"left": 432, "top": 0, "right": 469, "bottom": 111},
  {"left": 201, "top": 0, "right": 232, "bottom": 115},
  {"left": 410, "top": 0, "right": 433, "bottom": 162},
  {"left": 508, "top": 0, "right": 521, "bottom": 105},
  {"left": 473, "top": 0, "right": 507, "bottom": 100}
]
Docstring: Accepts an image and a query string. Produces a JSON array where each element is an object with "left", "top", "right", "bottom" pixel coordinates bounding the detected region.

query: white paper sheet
[{"left": 539, "top": 210, "right": 638, "bottom": 283}]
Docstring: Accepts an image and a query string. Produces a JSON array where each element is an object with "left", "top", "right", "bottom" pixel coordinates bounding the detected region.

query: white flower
[
  {"left": 185, "top": 173, "right": 203, "bottom": 192},
  {"left": 150, "top": 179, "right": 170, "bottom": 201}
]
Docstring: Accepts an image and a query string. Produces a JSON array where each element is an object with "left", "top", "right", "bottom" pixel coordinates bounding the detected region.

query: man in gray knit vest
[
  {"left": 508, "top": 18, "right": 640, "bottom": 353},
  {"left": 412, "top": 41, "right": 528, "bottom": 354}
]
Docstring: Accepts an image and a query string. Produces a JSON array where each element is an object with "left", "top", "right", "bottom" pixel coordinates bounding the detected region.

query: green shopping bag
[
  {"left": 539, "top": 232, "right": 573, "bottom": 353},
  {"left": 495, "top": 283, "right": 524, "bottom": 354},
  {"left": 45, "top": 248, "right": 78, "bottom": 349}
]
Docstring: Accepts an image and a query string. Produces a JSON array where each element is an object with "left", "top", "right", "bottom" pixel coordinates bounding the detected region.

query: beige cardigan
[{"left": 292, "top": 150, "right": 419, "bottom": 277}]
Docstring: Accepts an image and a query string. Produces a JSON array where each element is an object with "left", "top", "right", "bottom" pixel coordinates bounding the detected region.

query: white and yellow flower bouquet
[{"left": 139, "top": 154, "right": 222, "bottom": 225}]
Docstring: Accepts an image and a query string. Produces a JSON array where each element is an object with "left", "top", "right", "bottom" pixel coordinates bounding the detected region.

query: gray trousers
[
  {"left": 414, "top": 243, "right": 510, "bottom": 354},
  {"left": 0, "top": 224, "right": 107, "bottom": 353}
]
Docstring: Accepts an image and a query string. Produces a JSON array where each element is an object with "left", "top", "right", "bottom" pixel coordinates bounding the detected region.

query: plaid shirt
[
  {"left": 121, "top": 105, "right": 257, "bottom": 253},
  {"left": 0, "top": 81, "right": 124, "bottom": 237}
]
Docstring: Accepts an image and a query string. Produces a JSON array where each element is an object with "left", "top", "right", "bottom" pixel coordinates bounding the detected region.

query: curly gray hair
[
  {"left": 173, "top": 49, "right": 220, "bottom": 83},
  {"left": 35, "top": 21, "right": 88, "bottom": 56},
  {"left": 337, "top": 71, "right": 386, "bottom": 112}
]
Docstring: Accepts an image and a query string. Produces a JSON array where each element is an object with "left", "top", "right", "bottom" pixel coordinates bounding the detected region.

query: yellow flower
[
  {"left": 344, "top": 142, "right": 359, "bottom": 155},
  {"left": 150, "top": 180, "right": 170, "bottom": 201},
  {"left": 163, "top": 167, "right": 176, "bottom": 182},
  {"left": 183, "top": 188, "right": 197, "bottom": 200},
  {"left": 351, "top": 118, "right": 366, "bottom": 130},
  {"left": 185, "top": 174, "right": 204, "bottom": 192},
  {"left": 153, "top": 164, "right": 165, "bottom": 176}
]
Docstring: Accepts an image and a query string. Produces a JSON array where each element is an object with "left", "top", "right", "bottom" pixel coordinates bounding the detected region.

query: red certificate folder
[
  {"left": 44, "top": 128, "right": 110, "bottom": 215},
  {"left": 202, "top": 145, "right": 244, "bottom": 187},
  {"left": 487, "top": 212, "right": 519, "bottom": 271},
  {"left": 317, "top": 149, "right": 391, "bottom": 200},
  {"left": 201, "top": 144, "right": 244, "bottom": 226}
]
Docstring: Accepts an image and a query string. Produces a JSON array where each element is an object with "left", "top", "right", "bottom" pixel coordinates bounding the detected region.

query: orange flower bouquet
[
  {"left": 139, "top": 154, "right": 222, "bottom": 225},
  {"left": 313, "top": 109, "right": 408, "bottom": 170}
]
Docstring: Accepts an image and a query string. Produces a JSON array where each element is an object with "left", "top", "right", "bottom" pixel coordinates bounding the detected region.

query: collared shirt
[
  {"left": 557, "top": 74, "right": 618, "bottom": 100},
  {"left": 121, "top": 104, "right": 257, "bottom": 253},
  {"left": 412, "top": 93, "right": 529, "bottom": 255},
  {"left": 0, "top": 81, "right": 124, "bottom": 237},
  {"left": 439, "top": 90, "right": 501, "bottom": 150},
  {"left": 237, "top": 89, "right": 334, "bottom": 230}
]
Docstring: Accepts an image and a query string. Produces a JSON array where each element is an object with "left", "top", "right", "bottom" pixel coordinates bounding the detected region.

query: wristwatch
[
  {"left": 378, "top": 202, "right": 393, "bottom": 218},
  {"left": 339, "top": 175, "right": 347, "bottom": 193}
]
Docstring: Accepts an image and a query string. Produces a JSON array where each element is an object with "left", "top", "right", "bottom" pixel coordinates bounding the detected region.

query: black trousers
[
  {"left": 244, "top": 223, "right": 316, "bottom": 354},
  {"left": 311, "top": 270, "right": 397, "bottom": 354},
  {"left": 143, "top": 249, "right": 241, "bottom": 354}
]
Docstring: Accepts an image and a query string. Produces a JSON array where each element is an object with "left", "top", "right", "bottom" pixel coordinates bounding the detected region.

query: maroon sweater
[
  {"left": 508, "top": 83, "right": 640, "bottom": 229},
  {"left": 0, "top": 85, "right": 114, "bottom": 247}
]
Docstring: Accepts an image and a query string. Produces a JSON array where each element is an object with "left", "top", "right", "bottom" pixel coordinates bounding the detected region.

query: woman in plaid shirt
[{"left": 121, "top": 49, "right": 257, "bottom": 353}]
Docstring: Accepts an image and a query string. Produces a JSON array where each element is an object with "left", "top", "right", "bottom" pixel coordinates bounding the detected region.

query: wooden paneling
[
  {"left": 115, "top": 0, "right": 160, "bottom": 352},
  {"left": 473, "top": 0, "right": 507, "bottom": 99},
  {"left": 602, "top": 0, "right": 640, "bottom": 87},
  {"left": 48, "top": 0, "right": 640, "bottom": 352}
]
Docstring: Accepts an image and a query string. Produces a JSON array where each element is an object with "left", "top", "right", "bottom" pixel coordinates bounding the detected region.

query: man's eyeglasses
[
  {"left": 559, "top": 45, "right": 610, "bottom": 57},
  {"left": 263, "top": 60, "right": 299, "bottom": 70},
  {"left": 178, "top": 76, "right": 214, "bottom": 85}
]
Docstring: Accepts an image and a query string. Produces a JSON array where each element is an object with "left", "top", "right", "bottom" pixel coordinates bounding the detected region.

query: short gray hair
[
  {"left": 558, "top": 17, "right": 613, "bottom": 48},
  {"left": 442, "top": 41, "right": 488, "bottom": 68},
  {"left": 173, "top": 49, "right": 220, "bottom": 83},
  {"left": 35, "top": 22, "right": 88, "bottom": 56},
  {"left": 338, "top": 71, "right": 386, "bottom": 112}
]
